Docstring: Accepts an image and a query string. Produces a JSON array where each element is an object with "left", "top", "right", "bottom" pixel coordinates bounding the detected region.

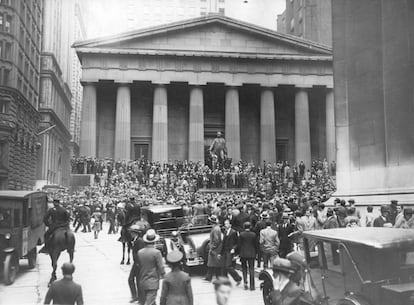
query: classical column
[
  {"left": 152, "top": 84, "right": 168, "bottom": 163},
  {"left": 225, "top": 86, "right": 241, "bottom": 161},
  {"left": 295, "top": 88, "right": 311, "bottom": 169},
  {"left": 325, "top": 89, "right": 335, "bottom": 166},
  {"left": 260, "top": 88, "right": 276, "bottom": 164},
  {"left": 114, "top": 84, "right": 131, "bottom": 160},
  {"left": 188, "top": 86, "right": 204, "bottom": 162},
  {"left": 79, "top": 83, "right": 97, "bottom": 157}
]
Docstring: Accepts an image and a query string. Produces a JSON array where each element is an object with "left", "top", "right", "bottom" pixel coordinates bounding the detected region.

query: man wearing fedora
[
  {"left": 205, "top": 215, "right": 223, "bottom": 281},
  {"left": 44, "top": 262, "right": 83, "bottom": 305},
  {"left": 137, "top": 229, "right": 165, "bottom": 305},
  {"left": 254, "top": 212, "right": 269, "bottom": 268},
  {"left": 129, "top": 224, "right": 146, "bottom": 303}
]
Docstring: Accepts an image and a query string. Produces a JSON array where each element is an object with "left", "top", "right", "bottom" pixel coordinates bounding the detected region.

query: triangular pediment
[{"left": 74, "top": 15, "right": 331, "bottom": 57}]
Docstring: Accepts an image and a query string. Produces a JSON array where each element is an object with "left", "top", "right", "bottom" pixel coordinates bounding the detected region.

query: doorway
[
  {"left": 276, "top": 139, "right": 289, "bottom": 162},
  {"left": 133, "top": 144, "right": 149, "bottom": 160}
]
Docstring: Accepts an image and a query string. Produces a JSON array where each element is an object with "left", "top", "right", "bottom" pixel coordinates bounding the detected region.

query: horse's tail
[{"left": 65, "top": 231, "right": 68, "bottom": 243}]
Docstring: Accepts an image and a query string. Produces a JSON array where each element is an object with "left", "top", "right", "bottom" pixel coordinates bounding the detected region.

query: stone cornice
[
  {"left": 76, "top": 47, "right": 332, "bottom": 62},
  {"left": 81, "top": 53, "right": 332, "bottom": 77}
]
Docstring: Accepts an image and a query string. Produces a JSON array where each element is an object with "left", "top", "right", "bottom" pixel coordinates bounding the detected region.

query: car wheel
[
  {"left": 28, "top": 248, "right": 37, "bottom": 269},
  {"left": 262, "top": 280, "right": 273, "bottom": 305},
  {"left": 4, "top": 253, "right": 18, "bottom": 285}
]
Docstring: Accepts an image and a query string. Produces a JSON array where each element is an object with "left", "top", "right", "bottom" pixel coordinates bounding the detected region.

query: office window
[
  {"left": 0, "top": 0, "right": 10, "bottom": 5},
  {"left": 0, "top": 16, "right": 3, "bottom": 32},
  {"left": 17, "top": 77, "right": 21, "bottom": 90},
  {"left": 4, "top": 42, "right": 11, "bottom": 59},
  {"left": 219, "top": 0, "right": 225, "bottom": 2},
  {"left": 0, "top": 97, "right": 10, "bottom": 113},
  {"left": 2, "top": 69, "right": 9, "bottom": 85},
  {"left": 219, "top": 7, "right": 225, "bottom": 14},
  {"left": 5, "top": 15, "right": 11, "bottom": 33},
  {"left": 19, "top": 27, "right": 24, "bottom": 44},
  {"left": 18, "top": 52, "right": 23, "bottom": 69}
]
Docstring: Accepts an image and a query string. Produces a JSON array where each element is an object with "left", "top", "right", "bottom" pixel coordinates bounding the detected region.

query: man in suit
[
  {"left": 205, "top": 215, "right": 223, "bottom": 281},
  {"left": 137, "top": 229, "right": 165, "bottom": 305},
  {"left": 221, "top": 219, "right": 242, "bottom": 284},
  {"left": 254, "top": 212, "right": 268, "bottom": 268},
  {"left": 44, "top": 263, "right": 83, "bottom": 305},
  {"left": 128, "top": 225, "right": 146, "bottom": 303},
  {"left": 260, "top": 219, "right": 280, "bottom": 269},
  {"left": 277, "top": 213, "right": 295, "bottom": 258},
  {"left": 234, "top": 205, "right": 249, "bottom": 232},
  {"left": 238, "top": 222, "right": 257, "bottom": 290},
  {"left": 373, "top": 205, "right": 393, "bottom": 227}
]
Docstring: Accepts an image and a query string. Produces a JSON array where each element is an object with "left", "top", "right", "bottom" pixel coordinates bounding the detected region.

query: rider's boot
[
  {"left": 39, "top": 233, "right": 50, "bottom": 253},
  {"left": 39, "top": 240, "right": 49, "bottom": 254}
]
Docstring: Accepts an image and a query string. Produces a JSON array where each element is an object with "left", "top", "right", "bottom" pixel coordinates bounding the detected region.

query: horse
[
  {"left": 47, "top": 227, "right": 76, "bottom": 286},
  {"left": 119, "top": 219, "right": 149, "bottom": 265}
]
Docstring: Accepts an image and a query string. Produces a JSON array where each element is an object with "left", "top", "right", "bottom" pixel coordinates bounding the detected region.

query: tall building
[
  {"left": 0, "top": 0, "right": 42, "bottom": 190},
  {"left": 37, "top": 0, "right": 80, "bottom": 187},
  {"left": 66, "top": 1, "right": 87, "bottom": 157},
  {"left": 85, "top": 0, "right": 279, "bottom": 38},
  {"left": 278, "top": 0, "right": 332, "bottom": 46},
  {"left": 277, "top": 11, "right": 286, "bottom": 33},
  {"left": 332, "top": 0, "right": 414, "bottom": 205}
]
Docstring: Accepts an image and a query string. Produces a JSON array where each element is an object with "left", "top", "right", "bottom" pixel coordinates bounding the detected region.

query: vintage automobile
[
  {"left": 171, "top": 215, "right": 212, "bottom": 269},
  {"left": 260, "top": 227, "right": 414, "bottom": 305},
  {"left": 0, "top": 191, "right": 48, "bottom": 284},
  {"left": 262, "top": 227, "right": 414, "bottom": 305},
  {"left": 141, "top": 205, "right": 185, "bottom": 255}
]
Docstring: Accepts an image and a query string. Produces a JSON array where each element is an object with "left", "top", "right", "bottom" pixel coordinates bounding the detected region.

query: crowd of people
[
  {"left": 70, "top": 157, "right": 336, "bottom": 191},
  {"left": 44, "top": 156, "right": 414, "bottom": 305}
]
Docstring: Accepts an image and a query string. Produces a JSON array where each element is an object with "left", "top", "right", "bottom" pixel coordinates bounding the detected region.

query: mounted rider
[
  {"left": 40, "top": 199, "right": 70, "bottom": 253},
  {"left": 119, "top": 197, "right": 141, "bottom": 243}
]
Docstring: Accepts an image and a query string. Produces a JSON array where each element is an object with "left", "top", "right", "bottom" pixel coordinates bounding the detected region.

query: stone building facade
[
  {"left": 74, "top": 15, "right": 334, "bottom": 168},
  {"left": 332, "top": 0, "right": 414, "bottom": 204},
  {"left": 68, "top": 1, "right": 87, "bottom": 157},
  {"left": 0, "top": 0, "right": 42, "bottom": 190},
  {"left": 278, "top": 0, "right": 332, "bottom": 46},
  {"left": 38, "top": 0, "right": 86, "bottom": 187}
]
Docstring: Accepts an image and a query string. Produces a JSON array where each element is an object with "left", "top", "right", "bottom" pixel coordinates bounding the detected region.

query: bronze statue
[{"left": 209, "top": 132, "right": 227, "bottom": 169}]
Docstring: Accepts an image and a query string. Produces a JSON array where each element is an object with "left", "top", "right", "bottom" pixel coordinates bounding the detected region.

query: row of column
[{"left": 79, "top": 83, "right": 335, "bottom": 168}]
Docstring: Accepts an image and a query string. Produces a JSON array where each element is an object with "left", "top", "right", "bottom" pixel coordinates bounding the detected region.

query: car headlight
[{"left": 4, "top": 233, "right": 11, "bottom": 240}]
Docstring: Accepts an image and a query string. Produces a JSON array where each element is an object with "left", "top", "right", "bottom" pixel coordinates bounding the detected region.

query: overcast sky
[{"left": 84, "top": 0, "right": 286, "bottom": 38}]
